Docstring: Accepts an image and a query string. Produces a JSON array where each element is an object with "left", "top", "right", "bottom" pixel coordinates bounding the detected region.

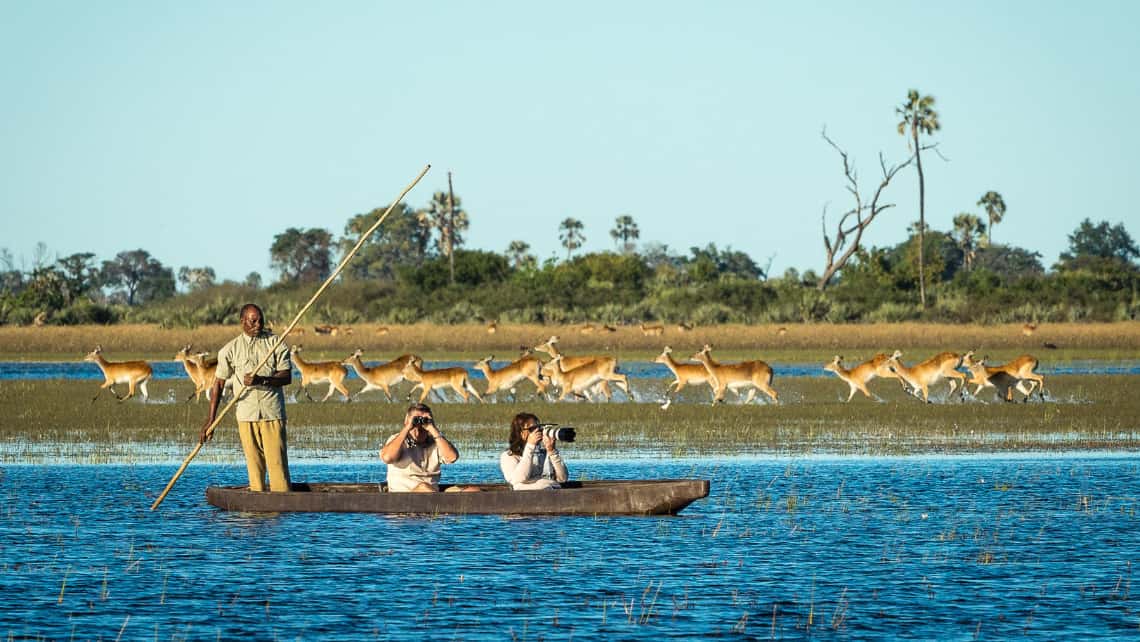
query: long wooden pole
[{"left": 150, "top": 164, "right": 431, "bottom": 510}]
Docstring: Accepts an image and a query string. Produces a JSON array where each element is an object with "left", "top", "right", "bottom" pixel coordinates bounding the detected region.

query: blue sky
[{"left": 3, "top": 1, "right": 1138, "bottom": 283}]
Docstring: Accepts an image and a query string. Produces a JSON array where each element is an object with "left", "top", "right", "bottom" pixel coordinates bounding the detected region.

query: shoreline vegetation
[
  {"left": 3, "top": 375, "right": 1137, "bottom": 465},
  {"left": 2, "top": 321, "right": 1139, "bottom": 362}
]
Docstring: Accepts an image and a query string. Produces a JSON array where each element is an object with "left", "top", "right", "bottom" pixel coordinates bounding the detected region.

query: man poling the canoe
[{"left": 150, "top": 164, "right": 432, "bottom": 511}]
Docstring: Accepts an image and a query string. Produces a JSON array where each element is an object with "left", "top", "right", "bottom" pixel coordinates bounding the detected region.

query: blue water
[
  {"left": 2, "top": 457, "right": 1138, "bottom": 639},
  {"left": 4, "top": 360, "right": 1138, "bottom": 381}
]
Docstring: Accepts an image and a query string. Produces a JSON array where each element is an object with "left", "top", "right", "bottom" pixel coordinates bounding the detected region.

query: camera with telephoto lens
[
  {"left": 535, "top": 423, "right": 576, "bottom": 443},
  {"left": 411, "top": 415, "right": 433, "bottom": 427}
]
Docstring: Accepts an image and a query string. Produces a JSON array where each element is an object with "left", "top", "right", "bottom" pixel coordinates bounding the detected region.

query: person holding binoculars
[
  {"left": 500, "top": 412, "right": 571, "bottom": 490},
  {"left": 381, "top": 403, "right": 477, "bottom": 492}
]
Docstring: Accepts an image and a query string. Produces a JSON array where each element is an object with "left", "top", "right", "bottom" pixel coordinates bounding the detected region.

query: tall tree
[
  {"left": 55, "top": 252, "right": 98, "bottom": 305},
  {"left": 1057, "top": 218, "right": 1140, "bottom": 270},
  {"left": 558, "top": 218, "right": 586, "bottom": 261},
  {"left": 100, "top": 249, "right": 175, "bottom": 305},
  {"left": 177, "top": 266, "right": 217, "bottom": 292},
  {"left": 270, "top": 228, "right": 334, "bottom": 284},
  {"left": 609, "top": 214, "right": 640, "bottom": 254},
  {"left": 896, "top": 89, "right": 940, "bottom": 308},
  {"left": 977, "top": 191, "right": 1006, "bottom": 246},
  {"left": 817, "top": 130, "right": 914, "bottom": 290},
  {"left": 952, "top": 213, "right": 986, "bottom": 271},
  {"left": 340, "top": 203, "right": 432, "bottom": 281},
  {"left": 417, "top": 184, "right": 469, "bottom": 282},
  {"left": 506, "top": 240, "right": 536, "bottom": 270}
]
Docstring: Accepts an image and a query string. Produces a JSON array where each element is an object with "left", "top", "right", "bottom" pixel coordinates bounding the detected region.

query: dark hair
[
  {"left": 508, "top": 412, "right": 539, "bottom": 456},
  {"left": 407, "top": 402, "right": 432, "bottom": 415}
]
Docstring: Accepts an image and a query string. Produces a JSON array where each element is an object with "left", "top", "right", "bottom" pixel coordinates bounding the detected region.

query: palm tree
[
  {"left": 609, "top": 214, "right": 640, "bottom": 254},
  {"left": 977, "top": 191, "right": 1006, "bottom": 247},
  {"left": 558, "top": 218, "right": 586, "bottom": 261},
  {"left": 416, "top": 184, "right": 469, "bottom": 282},
  {"left": 506, "top": 240, "right": 535, "bottom": 270},
  {"left": 952, "top": 212, "right": 986, "bottom": 271},
  {"left": 896, "top": 89, "right": 940, "bottom": 308}
]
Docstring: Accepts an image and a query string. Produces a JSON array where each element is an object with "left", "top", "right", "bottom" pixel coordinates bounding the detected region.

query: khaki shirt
[
  {"left": 215, "top": 331, "right": 291, "bottom": 422},
  {"left": 383, "top": 433, "right": 443, "bottom": 492}
]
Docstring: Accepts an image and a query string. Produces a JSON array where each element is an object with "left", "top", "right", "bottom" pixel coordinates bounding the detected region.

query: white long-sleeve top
[{"left": 499, "top": 443, "right": 568, "bottom": 490}]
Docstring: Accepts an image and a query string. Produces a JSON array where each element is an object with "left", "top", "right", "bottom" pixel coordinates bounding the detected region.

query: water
[
  {"left": 2, "top": 457, "right": 1138, "bottom": 639},
  {"left": 4, "top": 359, "right": 1138, "bottom": 381}
]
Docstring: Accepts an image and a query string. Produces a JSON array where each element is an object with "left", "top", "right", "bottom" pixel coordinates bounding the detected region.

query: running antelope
[
  {"left": 533, "top": 335, "right": 621, "bottom": 400},
  {"left": 548, "top": 354, "right": 631, "bottom": 402},
  {"left": 473, "top": 351, "right": 547, "bottom": 399},
  {"left": 691, "top": 345, "right": 778, "bottom": 405},
  {"left": 961, "top": 351, "right": 1045, "bottom": 402},
  {"left": 822, "top": 354, "right": 899, "bottom": 402},
  {"left": 402, "top": 356, "right": 484, "bottom": 403},
  {"left": 341, "top": 349, "right": 413, "bottom": 401},
  {"left": 290, "top": 345, "right": 350, "bottom": 402},
  {"left": 85, "top": 345, "right": 152, "bottom": 403},
  {"left": 885, "top": 350, "right": 968, "bottom": 403},
  {"left": 654, "top": 346, "right": 714, "bottom": 402},
  {"left": 175, "top": 344, "right": 218, "bottom": 403}
]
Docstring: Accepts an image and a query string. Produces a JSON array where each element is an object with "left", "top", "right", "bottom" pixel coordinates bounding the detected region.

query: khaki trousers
[{"left": 237, "top": 419, "right": 291, "bottom": 492}]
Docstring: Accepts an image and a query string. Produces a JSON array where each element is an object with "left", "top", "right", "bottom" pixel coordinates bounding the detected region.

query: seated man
[{"left": 380, "top": 403, "right": 478, "bottom": 492}]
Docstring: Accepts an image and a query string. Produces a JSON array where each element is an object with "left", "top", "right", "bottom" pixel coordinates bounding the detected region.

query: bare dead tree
[{"left": 817, "top": 129, "right": 915, "bottom": 290}]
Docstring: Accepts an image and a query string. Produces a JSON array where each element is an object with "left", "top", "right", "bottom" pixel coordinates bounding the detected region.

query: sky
[{"left": 3, "top": 1, "right": 1139, "bottom": 284}]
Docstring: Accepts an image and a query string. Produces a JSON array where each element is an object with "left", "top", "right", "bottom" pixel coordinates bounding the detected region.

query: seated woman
[{"left": 500, "top": 412, "right": 568, "bottom": 490}]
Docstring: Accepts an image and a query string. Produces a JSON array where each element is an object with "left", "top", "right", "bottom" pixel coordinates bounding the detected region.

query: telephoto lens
[{"left": 538, "top": 424, "right": 576, "bottom": 443}]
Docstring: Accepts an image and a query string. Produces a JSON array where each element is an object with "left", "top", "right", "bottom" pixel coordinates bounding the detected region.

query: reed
[
  {"left": 3, "top": 321, "right": 1139, "bottom": 361},
  {"left": 2, "top": 376, "right": 1138, "bottom": 464}
]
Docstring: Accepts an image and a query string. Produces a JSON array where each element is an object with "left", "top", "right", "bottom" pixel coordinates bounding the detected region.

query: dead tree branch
[{"left": 817, "top": 129, "right": 915, "bottom": 290}]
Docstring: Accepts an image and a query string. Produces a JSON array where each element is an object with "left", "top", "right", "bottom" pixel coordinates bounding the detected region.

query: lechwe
[
  {"left": 290, "top": 345, "right": 350, "bottom": 402},
  {"left": 402, "top": 356, "right": 484, "bottom": 403},
  {"left": 473, "top": 350, "right": 547, "bottom": 399},
  {"left": 84, "top": 345, "right": 153, "bottom": 403},
  {"left": 961, "top": 351, "right": 1045, "bottom": 402},
  {"left": 533, "top": 335, "right": 622, "bottom": 400},
  {"left": 548, "top": 354, "right": 631, "bottom": 402},
  {"left": 885, "top": 350, "right": 968, "bottom": 403},
  {"left": 175, "top": 344, "right": 218, "bottom": 403},
  {"left": 822, "top": 354, "right": 899, "bottom": 402},
  {"left": 341, "top": 349, "right": 413, "bottom": 401},
  {"left": 654, "top": 346, "right": 714, "bottom": 404},
  {"left": 690, "top": 345, "right": 778, "bottom": 405}
]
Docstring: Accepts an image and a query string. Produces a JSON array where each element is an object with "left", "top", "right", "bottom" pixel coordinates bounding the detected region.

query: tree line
[{"left": 3, "top": 89, "right": 1138, "bottom": 327}]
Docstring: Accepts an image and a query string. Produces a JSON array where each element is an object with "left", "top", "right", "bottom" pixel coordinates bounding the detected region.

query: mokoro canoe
[{"left": 205, "top": 479, "right": 709, "bottom": 516}]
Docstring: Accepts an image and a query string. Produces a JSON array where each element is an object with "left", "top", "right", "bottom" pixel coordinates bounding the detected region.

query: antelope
[
  {"left": 175, "top": 344, "right": 219, "bottom": 403},
  {"left": 473, "top": 351, "right": 547, "bottom": 399},
  {"left": 654, "top": 346, "right": 714, "bottom": 402},
  {"left": 376, "top": 326, "right": 390, "bottom": 335},
  {"left": 313, "top": 324, "right": 339, "bottom": 336},
  {"left": 885, "top": 350, "right": 968, "bottom": 403},
  {"left": 676, "top": 322, "right": 693, "bottom": 332},
  {"left": 486, "top": 320, "right": 498, "bottom": 334},
  {"left": 601, "top": 323, "right": 618, "bottom": 332},
  {"left": 1021, "top": 322, "right": 1038, "bottom": 337},
  {"left": 548, "top": 354, "right": 631, "bottom": 402},
  {"left": 287, "top": 327, "right": 306, "bottom": 337},
  {"left": 961, "top": 352, "right": 1045, "bottom": 402},
  {"left": 691, "top": 345, "right": 778, "bottom": 405},
  {"left": 290, "top": 345, "right": 350, "bottom": 402},
  {"left": 341, "top": 349, "right": 413, "bottom": 401},
  {"left": 533, "top": 335, "right": 621, "bottom": 400},
  {"left": 84, "top": 345, "right": 152, "bottom": 403},
  {"left": 640, "top": 323, "right": 665, "bottom": 337},
  {"left": 403, "top": 356, "right": 484, "bottom": 403},
  {"left": 822, "top": 354, "right": 897, "bottom": 402},
  {"left": 579, "top": 323, "right": 596, "bottom": 335}
]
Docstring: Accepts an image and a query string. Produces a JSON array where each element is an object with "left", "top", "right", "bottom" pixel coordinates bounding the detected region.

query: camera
[
  {"left": 535, "top": 423, "right": 576, "bottom": 443},
  {"left": 411, "top": 415, "right": 433, "bottom": 427}
]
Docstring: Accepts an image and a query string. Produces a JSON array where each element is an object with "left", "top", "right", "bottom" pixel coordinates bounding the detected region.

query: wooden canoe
[{"left": 205, "top": 479, "right": 709, "bottom": 515}]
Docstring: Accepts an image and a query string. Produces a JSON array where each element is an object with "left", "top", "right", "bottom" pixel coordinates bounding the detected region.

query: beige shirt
[
  {"left": 215, "top": 331, "right": 291, "bottom": 422},
  {"left": 383, "top": 433, "right": 443, "bottom": 492}
]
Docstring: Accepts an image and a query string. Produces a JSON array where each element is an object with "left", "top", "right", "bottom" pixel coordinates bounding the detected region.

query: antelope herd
[{"left": 82, "top": 340, "right": 1048, "bottom": 407}]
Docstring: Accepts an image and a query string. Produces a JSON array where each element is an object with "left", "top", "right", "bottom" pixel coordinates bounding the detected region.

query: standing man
[{"left": 201, "top": 303, "right": 293, "bottom": 492}]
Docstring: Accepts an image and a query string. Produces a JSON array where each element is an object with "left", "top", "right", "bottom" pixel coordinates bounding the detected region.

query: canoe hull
[{"left": 205, "top": 479, "right": 709, "bottom": 515}]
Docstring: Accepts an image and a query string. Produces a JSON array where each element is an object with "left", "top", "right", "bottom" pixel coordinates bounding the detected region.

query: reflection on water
[{"left": 2, "top": 458, "right": 1138, "bottom": 639}]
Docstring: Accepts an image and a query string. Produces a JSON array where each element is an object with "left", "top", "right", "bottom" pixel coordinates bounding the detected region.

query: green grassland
[{"left": 3, "top": 375, "right": 1136, "bottom": 465}]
